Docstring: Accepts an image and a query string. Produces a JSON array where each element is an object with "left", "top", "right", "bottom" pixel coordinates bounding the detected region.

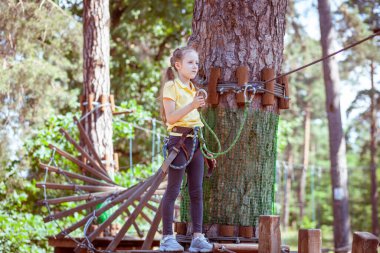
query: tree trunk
[
  {"left": 184, "top": 0, "right": 288, "bottom": 229},
  {"left": 369, "top": 59, "right": 379, "bottom": 236},
  {"left": 299, "top": 103, "right": 311, "bottom": 220},
  {"left": 282, "top": 143, "right": 293, "bottom": 231},
  {"left": 317, "top": 0, "right": 351, "bottom": 251},
  {"left": 82, "top": 0, "right": 114, "bottom": 178}
]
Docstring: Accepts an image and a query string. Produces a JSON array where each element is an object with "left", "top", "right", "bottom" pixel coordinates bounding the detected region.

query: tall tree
[
  {"left": 368, "top": 59, "right": 379, "bottom": 236},
  {"left": 82, "top": 0, "right": 114, "bottom": 177},
  {"left": 338, "top": 0, "right": 380, "bottom": 236},
  {"left": 318, "top": 0, "right": 351, "bottom": 251},
  {"left": 184, "top": 0, "right": 288, "bottom": 229}
]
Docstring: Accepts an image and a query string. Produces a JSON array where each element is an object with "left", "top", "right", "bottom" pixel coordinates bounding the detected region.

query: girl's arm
[{"left": 163, "top": 96, "right": 205, "bottom": 125}]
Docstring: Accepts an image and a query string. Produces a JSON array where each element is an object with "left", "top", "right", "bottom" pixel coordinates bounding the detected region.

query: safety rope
[{"left": 199, "top": 86, "right": 256, "bottom": 159}]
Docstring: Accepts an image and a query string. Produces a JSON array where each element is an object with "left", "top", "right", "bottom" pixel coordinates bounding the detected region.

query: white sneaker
[
  {"left": 189, "top": 234, "right": 213, "bottom": 252},
  {"left": 159, "top": 235, "right": 184, "bottom": 252}
]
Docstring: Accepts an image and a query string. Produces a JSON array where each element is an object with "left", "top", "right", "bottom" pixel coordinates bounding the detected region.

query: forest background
[{"left": 0, "top": 0, "right": 379, "bottom": 252}]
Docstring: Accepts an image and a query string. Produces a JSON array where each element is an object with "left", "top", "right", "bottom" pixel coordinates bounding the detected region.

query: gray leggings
[{"left": 162, "top": 136, "right": 204, "bottom": 235}]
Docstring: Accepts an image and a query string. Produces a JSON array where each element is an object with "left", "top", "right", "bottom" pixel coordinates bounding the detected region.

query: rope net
[{"left": 180, "top": 107, "right": 279, "bottom": 226}]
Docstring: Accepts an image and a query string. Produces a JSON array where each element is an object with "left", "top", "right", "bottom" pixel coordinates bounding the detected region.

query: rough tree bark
[
  {"left": 318, "top": 0, "right": 351, "bottom": 251},
  {"left": 369, "top": 59, "right": 379, "bottom": 236},
  {"left": 82, "top": 0, "right": 114, "bottom": 178},
  {"left": 187, "top": 0, "right": 288, "bottom": 229}
]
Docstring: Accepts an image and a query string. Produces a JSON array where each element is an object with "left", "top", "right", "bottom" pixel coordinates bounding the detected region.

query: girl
[{"left": 159, "top": 46, "right": 213, "bottom": 253}]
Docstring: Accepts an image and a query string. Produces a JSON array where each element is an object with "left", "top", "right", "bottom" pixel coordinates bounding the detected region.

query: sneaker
[
  {"left": 189, "top": 234, "right": 213, "bottom": 252},
  {"left": 159, "top": 235, "right": 184, "bottom": 252}
]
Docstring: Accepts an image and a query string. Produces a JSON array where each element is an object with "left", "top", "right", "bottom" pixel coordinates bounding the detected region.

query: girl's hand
[{"left": 192, "top": 96, "right": 206, "bottom": 109}]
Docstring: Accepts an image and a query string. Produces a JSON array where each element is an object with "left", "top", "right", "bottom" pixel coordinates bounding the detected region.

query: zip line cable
[{"left": 267, "top": 31, "right": 380, "bottom": 83}]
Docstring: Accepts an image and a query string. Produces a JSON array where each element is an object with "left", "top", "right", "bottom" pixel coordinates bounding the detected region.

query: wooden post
[
  {"left": 352, "top": 232, "right": 379, "bottom": 253},
  {"left": 298, "top": 229, "right": 321, "bottom": 253},
  {"left": 258, "top": 215, "right": 281, "bottom": 253}
]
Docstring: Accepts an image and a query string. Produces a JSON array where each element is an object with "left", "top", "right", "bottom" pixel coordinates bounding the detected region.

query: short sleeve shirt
[{"left": 162, "top": 78, "right": 204, "bottom": 131}]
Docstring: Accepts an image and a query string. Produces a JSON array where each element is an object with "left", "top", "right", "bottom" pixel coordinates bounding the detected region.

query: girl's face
[{"left": 175, "top": 50, "right": 199, "bottom": 80}]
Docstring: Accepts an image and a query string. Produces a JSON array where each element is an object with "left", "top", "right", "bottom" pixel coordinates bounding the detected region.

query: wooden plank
[
  {"left": 132, "top": 204, "right": 153, "bottom": 225},
  {"left": 213, "top": 243, "right": 258, "bottom": 253},
  {"left": 48, "top": 236, "right": 159, "bottom": 249},
  {"left": 298, "top": 229, "right": 321, "bottom": 253},
  {"left": 43, "top": 191, "right": 125, "bottom": 223},
  {"left": 36, "top": 182, "right": 122, "bottom": 192},
  {"left": 106, "top": 170, "right": 166, "bottom": 252},
  {"left": 72, "top": 172, "right": 159, "bottom": 251},
  {"left": 59, "top": 128, "right": 109, "bottom": 177},
  {"left": 49, "top": 144, "right": 114, "bottom": 184},
  {"left": 39, "top": 163, "right": 114, "bottom": 187},
  {"left": 37, "top": 192, "right": 109, "bottom": 205},
  {"left": 258, "top": 215, "right": 281, "bottom": 253},
  {"left": 74, "top": 116, "right": 107, "bottom": 173},
  {"left": 141, "top": 200, "right": 163, "bottom": 250},
  {"left": 56, "top": 179, "right": 149, "bottom": 239},
  {"left": 352, "top": 232, "right": 379, "bottom": 253},
  {"left": 126, "top": 208, "right": 144, "bottom": 238}
]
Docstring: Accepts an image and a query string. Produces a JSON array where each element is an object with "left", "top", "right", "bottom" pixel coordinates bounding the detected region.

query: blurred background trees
[{"left": 0, "top": 0, "right": 378, "bottom": 252}]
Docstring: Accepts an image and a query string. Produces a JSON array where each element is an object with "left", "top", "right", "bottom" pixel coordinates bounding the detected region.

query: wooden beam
[
  {"left": 59, "top": 128, "right": 109, "bottom": 177},
  {"left": 49, "top": 144, "right": 114, "bottom": 184},
  {"left": 37, "top": 192, "right": 109, "bottom": 205},
  {"left": 56, "top": 179, "right": 149, "bottom": 239},
  {"left": 141, "top": 201, "right": 163, "bottom": 250},
  {"left": 352, "top": 232, "right": 379, "bottom": 253},
  {"left": 74, "top": 116, "right": 107, "bottom": 172},
  {"left": 43, "top": 193, "right": 114, "bottom": 223},
  {"left": 105, "top": 170, "right": 166, "bottom": 252},
  {"left": 258, "top": 215, "right": 281, "bottom": 253},
  {"left": 39, "top": 163, "right": 113, "bottom": 187},
  {"left": 72, "top": 172, "right": 159, "bottom": 251},
  {"left": 36, "top": 183, "right": 122, "bottom": 192},
  {"left": 298, "top": 229, "right": 321, "bottom": 253}
]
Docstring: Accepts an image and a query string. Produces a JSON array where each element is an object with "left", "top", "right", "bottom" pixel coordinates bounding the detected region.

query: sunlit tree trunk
[
  {"left": 282, "top": 143, "right": 293, "bottom": 231},
  {"left": 369, "top": 59, "right": 379, "bottom": 236},
  {"left": 82, "top": 0, "right": 114, "bottom": 177},
  {"left": 299, "top": 103, "right": 311, "bottom": 220},
  {"left": 318, "top": 0, "right": 351, "bottom": 251},
  {"left": 187, "top": 0, "right": 288, "bottom": 229}
]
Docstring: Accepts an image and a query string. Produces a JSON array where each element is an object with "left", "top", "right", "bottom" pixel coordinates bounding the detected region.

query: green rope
[{"left": 199, "top": 103, "right": 249, "bottom": 159}]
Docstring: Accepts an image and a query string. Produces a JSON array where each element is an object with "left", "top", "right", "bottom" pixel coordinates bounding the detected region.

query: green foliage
[
  {"left": 0, "top": 1, "right": 82, "bottom": 168},
  {"left": 0, "top": 171, "right": 60, "bottom": 253}
]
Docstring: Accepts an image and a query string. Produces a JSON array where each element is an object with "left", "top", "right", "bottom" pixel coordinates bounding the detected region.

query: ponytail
[{"left": 164, "top": 67, "right": 176, "bottom": 82}]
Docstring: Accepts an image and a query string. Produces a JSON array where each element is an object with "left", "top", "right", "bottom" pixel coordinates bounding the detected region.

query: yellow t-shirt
[{"left": 162, "top": 78, "right": 204, "bottom": 132}]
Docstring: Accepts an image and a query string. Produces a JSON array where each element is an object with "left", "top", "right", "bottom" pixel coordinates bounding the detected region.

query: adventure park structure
[{"left": 37, "top": 1, "right": 379, "bottom": 253}]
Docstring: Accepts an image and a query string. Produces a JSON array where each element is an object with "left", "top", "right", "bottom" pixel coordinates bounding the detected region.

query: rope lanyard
[{"left": 199, "top": 86, "right": 256, "bottom": 159}]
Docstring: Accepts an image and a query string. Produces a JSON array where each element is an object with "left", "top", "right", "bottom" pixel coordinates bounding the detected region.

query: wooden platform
[{"left": 48, "top": 236, "right": 160, "bottom": 253}]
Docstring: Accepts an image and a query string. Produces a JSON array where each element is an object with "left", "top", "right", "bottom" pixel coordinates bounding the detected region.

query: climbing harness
[{"left": 162, "top": 127, "right": 200, "bottom": 169}]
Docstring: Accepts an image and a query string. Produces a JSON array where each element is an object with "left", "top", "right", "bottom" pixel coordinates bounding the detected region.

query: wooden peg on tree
[
  {"left": 88, "top": 93, "right": 95, "bottom": 111},
  {"left": 207, "top": 67, "right": 221, "bottom": 106},
  {"left": 261, "top": 68, "right": 275, "bottom": 106},
  {"left": 236, "top": 66, "right": 249, "bottom": 105},
  {"left": 100, "top": 94, "right": 108, "bottom": 112}
]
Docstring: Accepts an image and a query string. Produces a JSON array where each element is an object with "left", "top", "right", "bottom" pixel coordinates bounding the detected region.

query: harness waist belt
[{"left": 170, "top": 126, "right": 195, "bottom": 137}]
